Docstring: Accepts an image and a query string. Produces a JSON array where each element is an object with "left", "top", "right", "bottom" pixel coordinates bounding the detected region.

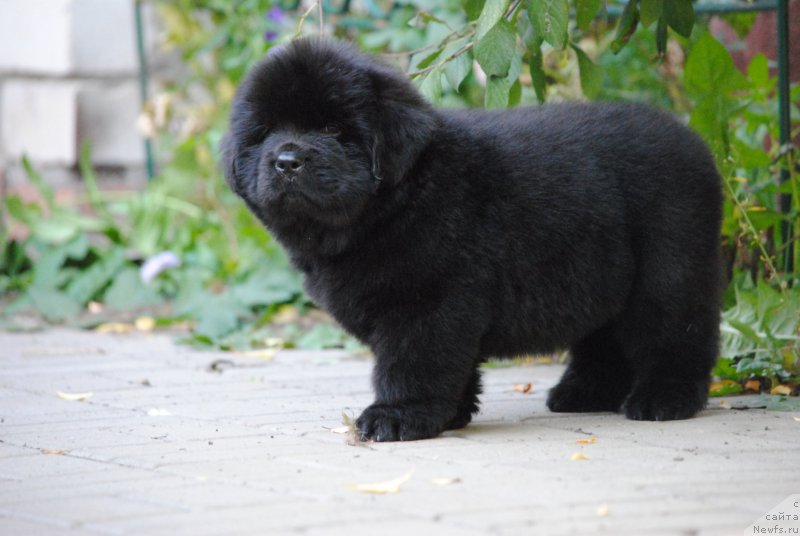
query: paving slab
[{"left": 0, "top": 328, "right": 798, "bottom": 535}]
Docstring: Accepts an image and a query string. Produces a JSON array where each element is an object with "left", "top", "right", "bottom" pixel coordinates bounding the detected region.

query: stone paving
[{"left": 0, "top": 328, "right": 798, "bottom": 535}]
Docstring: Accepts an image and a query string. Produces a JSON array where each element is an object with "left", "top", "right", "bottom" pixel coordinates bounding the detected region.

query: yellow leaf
[
  {"left": 596, "top": 503, "right": 609, "bottom": 517},
  {"left": 744, "top": 379, "right": 761, "bottom": 392},
  {"left": 237, "top": 349, "right": 275, "bottom": 361},
  {"left": 95, "top": 322, "right": 134, "bottom": 334},
  {"left": 576, "top": 437, "right": 597, "bottom": 445},
  {"left": 709, "top": 379, "right": 737, "bottom": 393},
  {"left": 430, "top": 477, "right": 461, "bottom": 486},
  {"left": 135, "top": 317, "right": 155, "bottom": 332},
  {"left": 271, "top": 305, "right": 300, "bottom": 325},
  {"left": 570, "top": 452, "right": 590, "bottom": 461},
  {"left": 792, "top": 416, "right": 800, "bottom": 422},
  {"left": 513, "top": 383, "right": 533, "bottom": 394},
  {"left": 56, "top": 390, "right": 93, "bottom": 401},
  {"left": 347, "top": 471, "right": 413, "bottom": 494},
  {"left": 771, "top": 384, "right": 792, "bottom": 396}
]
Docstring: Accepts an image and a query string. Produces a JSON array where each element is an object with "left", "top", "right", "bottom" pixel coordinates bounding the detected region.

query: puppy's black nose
[{"left": 275, "top": 151, "right": 303, "bottom": 175}]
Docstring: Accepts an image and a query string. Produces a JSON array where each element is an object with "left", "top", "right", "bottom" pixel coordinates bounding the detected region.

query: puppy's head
[{"left": 221, "top": 37, "right": 436, "bottom": 229}]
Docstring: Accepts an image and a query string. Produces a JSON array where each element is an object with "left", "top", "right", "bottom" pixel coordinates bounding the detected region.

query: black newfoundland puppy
[{"left": 222, "top": 38, "right": 722, "bottom": 441}]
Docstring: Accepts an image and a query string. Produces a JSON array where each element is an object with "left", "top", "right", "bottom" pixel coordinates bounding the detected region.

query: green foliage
[{"left": 1, "top": 0, "right": 798, "bottom": 388}]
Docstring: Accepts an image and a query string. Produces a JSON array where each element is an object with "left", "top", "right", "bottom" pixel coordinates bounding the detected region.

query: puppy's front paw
[{"left": 356, "top": 403, "right": 447, "bottom": 442}]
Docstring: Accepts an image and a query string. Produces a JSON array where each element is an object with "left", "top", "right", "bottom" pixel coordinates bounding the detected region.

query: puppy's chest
[{"left": 302, "top": 264, "right": 382, "bottom": 339}]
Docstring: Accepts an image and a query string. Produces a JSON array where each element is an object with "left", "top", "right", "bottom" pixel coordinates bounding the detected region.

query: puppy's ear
[
  {"left": 369, "top": 65, "right": 437, "bottom": 185},
  {"left": 219, "top": 132, "right": 240, "bottom": 194},
  {"left": 219, "top": 94, "right": 265, "bottom": 196}
]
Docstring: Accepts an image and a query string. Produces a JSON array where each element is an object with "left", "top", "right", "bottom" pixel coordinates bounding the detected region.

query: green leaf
[
  {"left": 296, "top": 324, "right": 348, "bottom": 350},
  {"left": 639, "top": 0, "right": 662, "bottom": 28},
  {"left": 685, "top": 32, "right": 749, "bottom": 95},
  {"left": 464, "top": 0, "right": 486, "bottom": 21},
  {"left": 528, "top": 0, "right": 569, "bottom": 49},
  {"left": 104, "top": 268, "right": 162, "bottom": 310},
  {"left": 763, "top": 395, "right": 800, "bottom": 412},
  {"left": 528, "top": 44, "right": 547, "bottom": 103},
  {"left": 31, "top": 218, "right": 79, "bottom": 245},
  {"left": 194, "top": 305, "right": 240, "bottom": 340},
  {"left": 486, "top": 77, "right": 511, "bottom": 108},
  {"left": 476, "top": 0, "right": 509, "bottom": 40},
  {"left": 476, "top": 19, "right": 517, "bottom": 77},
  {"left": 66, "top": 247, "right": 126, "bottom": 305},
  {"left": 231, "top": 267, "right": 300, "bottom": 307},
  {"left": 32, "top": 247, "right": 68, "bottom": 289},
  {"left": 610, "top": 0, "right": 639, "bottom": 54},
  {"left": 417, "top": 69, "right": 443, "bottom": 103},
  {"left": 655, "top": 16, "right": 668, "bottom": 56},
  {"left": 22, "top": 156, "right": 55, "bottom": 210},
  {"left": 445, "top": 50, "right": 472, "bottom": 91},
  {"left": 508, "top": 78, "right": 522, "bottom": 107},
  {"left": 663, "top": 0, "right": 694, "bottom": 38},
  {"left": 484, "top": 49, "right": 522, "bottom": 108},
  {"left": 571, "top": 43, "right": 601, "bottom": 99},
  {"left": 411, "top": 47, "right": 443, "bottom": 72},
  {"left": 28, "top": 287, "right": 82, "bottom": 322},
  {"left": 575, "top": 0, "right": 602, "bottom": 31},
  {"left": 747, "top": 53, "right": 772, "bottom": 91}
]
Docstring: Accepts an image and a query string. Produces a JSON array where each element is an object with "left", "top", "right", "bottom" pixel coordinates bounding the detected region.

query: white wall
[{"left": 0, "top": 0, "right": 154, "bottom": 187}]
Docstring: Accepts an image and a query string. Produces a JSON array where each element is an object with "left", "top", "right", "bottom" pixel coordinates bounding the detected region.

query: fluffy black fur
[{"left": 221, "top": 38, "right": 723, "bottom": 442}]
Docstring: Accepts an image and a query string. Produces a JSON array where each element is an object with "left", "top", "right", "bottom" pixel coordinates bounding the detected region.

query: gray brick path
[{"left": 0, "top": 329, "right": 797, "bottom": 535}]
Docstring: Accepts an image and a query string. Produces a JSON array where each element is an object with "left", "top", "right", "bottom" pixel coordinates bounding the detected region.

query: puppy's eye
[{"left": 322, "top": 124, "right": 341, "bottom": 136}]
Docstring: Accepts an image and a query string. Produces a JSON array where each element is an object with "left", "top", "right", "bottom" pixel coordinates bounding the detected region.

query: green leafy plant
[{"left": 1, "top": 1, "right": 798, "bottom": 390}]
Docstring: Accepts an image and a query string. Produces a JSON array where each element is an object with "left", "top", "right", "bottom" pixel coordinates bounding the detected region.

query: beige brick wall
[{"left": 0, "top": 0, "right": 156, "bottom": 189}]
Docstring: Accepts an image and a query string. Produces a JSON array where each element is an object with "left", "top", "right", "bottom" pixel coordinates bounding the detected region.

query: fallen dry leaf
[
  {"left": 340, "top": 413, "right": 361, "bottom": 447},
  {"left": 347, "top": 471, "right": 413, "bottom": 494},
  {"left": 95, "top": 322, "right": 134, "bottom": 334},
  {"left": 271, "top": 305, "right": 300, "bottom": 325},
  {"left": 237, "top": 349, "right": 275, "bottom": 361},
  {"left": 331, "top": 426, "right": 350, "bottom": 434},
  {"left": 596, "top": 503, "right": 609, "bottom": 517},
  {"left": 430, "top": 477, "right": 461, "bottom": 486},
  {"left": 41, "top": 449, "right": 65, "bottom": 455},
  {"left": 744, "top": 379, "right": 761, "bottom": 392},
  {"left": 709, "top": 379, "right": 738, "bottom": 393},
  {"left": 771, "top": 384, "right": 792, "bottom": 396},
  {"left": 513, "top": 383, "right": 533, "bottom": 394},
  {"left": 576, "top": 437, "right": 597, "bottom": 445},
  {"left": 570, "top": 452, "right": 590, "bottom": 461},
  {"left": 718, "top": 400, "right": 732, "bottom": 409},
  {"left": 263, "top": 337, "right": 284, "bottom": 349},
  {"left": 135, "top": 317, "right": 155, "bottom": 332},
  {"left": 56, "top": 390, "right": 93, "bottom": 401},
  {"left": 793, "top": 416, "right": 800, "bottom": 422}
]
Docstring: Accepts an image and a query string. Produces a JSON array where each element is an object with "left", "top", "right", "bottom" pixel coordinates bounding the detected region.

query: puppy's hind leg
[
  {"left": 445, "top": 367, "right": 482, "bottom": 431},
  {"left": 620, "top": 306, "right": 718, "bottom": 421},
  {"left": 619, "top": 259, "right": 720, "bottom": 421},
  {"left": 547, "top": 323, "right": 633, "bottom": 413}
]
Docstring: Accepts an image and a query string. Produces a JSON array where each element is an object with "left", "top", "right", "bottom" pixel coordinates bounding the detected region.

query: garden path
[{"left": 0, "top": 329, "right": 797, "bottom": 535}]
